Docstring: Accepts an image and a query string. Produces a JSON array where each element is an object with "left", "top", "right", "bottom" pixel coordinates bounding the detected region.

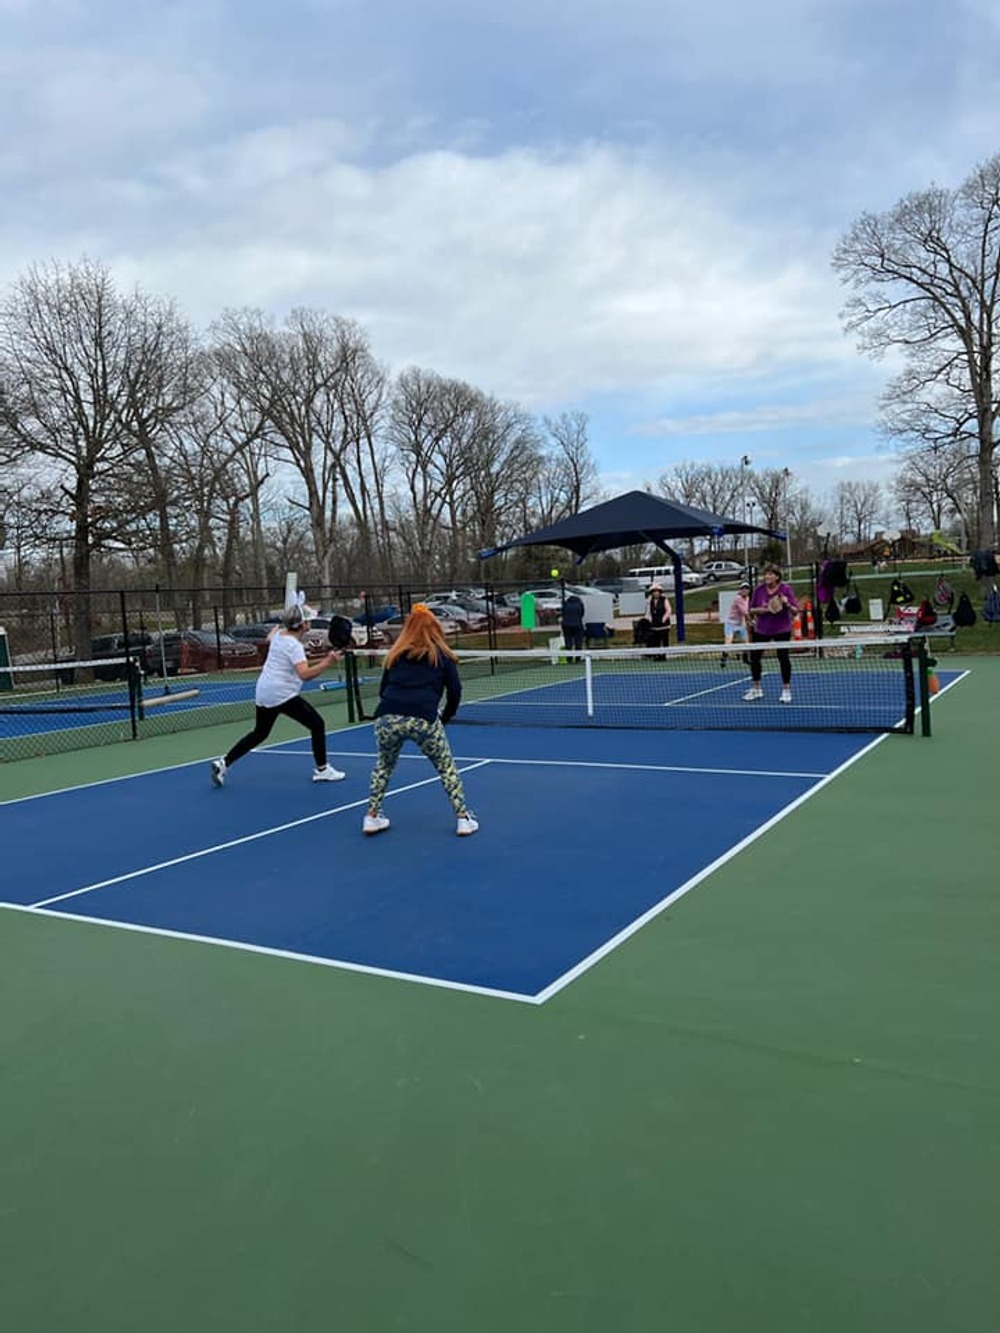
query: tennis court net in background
[
  {"left": 0, "top": 656, "right": 360, "bottom": 762},
  {"left": 0, "top": 657, "right": 140, "bottom": 759},
  {"left": 353, "top": 638, "right": 923, "bottom": 734}
]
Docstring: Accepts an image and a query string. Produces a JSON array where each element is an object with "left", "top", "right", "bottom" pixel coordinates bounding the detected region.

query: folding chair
[{"left": 584, "top": 622, "right": 614, "bottom": 648}]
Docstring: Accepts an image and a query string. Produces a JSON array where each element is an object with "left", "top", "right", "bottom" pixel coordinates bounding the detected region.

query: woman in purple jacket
[{"left": 744, "top": 563, "right": 800, "bottom": 704}]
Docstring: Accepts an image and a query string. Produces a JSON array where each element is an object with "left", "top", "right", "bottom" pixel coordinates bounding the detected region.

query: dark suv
[
  {"left": 142, "top": 630, "right": 259, "bottom": 677},
  {"left": 89, "top": 632, "right": 153, "bottom": 681}
]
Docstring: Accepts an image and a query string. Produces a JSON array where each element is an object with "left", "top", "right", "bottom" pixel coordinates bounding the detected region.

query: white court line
[
  {"left": 3, "top": 674, "right": 970, "bottom": 1003},
  {"left": 410, "top": 753, "right": 828, "bottom": 780},
  {"left": 0, "top": 902, "right": 538, "bottom": 1006},
  {"left": 27, "top": 760, "right": 493, "bottom": 909},
  {"left": 258, "top": 747, "right": 828, "bottom": 779},
  {"left": 534, "top": 733, "right": 890, "bottom": 1003},
  {"left": 0, "top": 720, "right": 376, "bottom": 805}
]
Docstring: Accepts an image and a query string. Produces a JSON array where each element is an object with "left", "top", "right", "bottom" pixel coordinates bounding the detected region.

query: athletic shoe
[
  {"left": 743, "top": 686, "right": 764, "bottom": 701},
  {"left": 456, "top": 812, "right": 479, "bottom": 837},
  {"left": 313, "top": 765, "right": 346, "bottom": 782},
  {"left": 780, "top": 687, "right": 792, "bottom": 704},
  {"left": 363, "top": 813, "right": 390, "bottom": 835},
  {"left": 210, "top": 758, "right": 227, "bottom": 787}
]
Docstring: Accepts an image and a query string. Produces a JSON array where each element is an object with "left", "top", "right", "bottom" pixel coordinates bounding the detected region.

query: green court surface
[{"left": 2, "top": 660, "right": 998, "bottom": 1332}]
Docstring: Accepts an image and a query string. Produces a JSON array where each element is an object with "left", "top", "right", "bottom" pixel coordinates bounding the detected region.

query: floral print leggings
[{"left": 368, "top": 714, "right": 469, "bottom": 815}]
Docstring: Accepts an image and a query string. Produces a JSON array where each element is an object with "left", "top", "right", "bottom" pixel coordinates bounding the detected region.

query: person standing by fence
[
  {"left": 646, "top": 584, "right": 672, "bottom": 653},
  {"left": 560, "top": 592, "right": 585, "bottom": 662}
]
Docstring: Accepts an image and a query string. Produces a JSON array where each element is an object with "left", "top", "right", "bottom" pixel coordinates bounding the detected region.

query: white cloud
[
  {"left": 634, "top": 395, "right": 879, "bottom": 439},
  {"left": 0, "top": 0, "right": 996, "bottom": 500},
  {"left": 100, "top": 136, "right": 853, "bottom": 409}
]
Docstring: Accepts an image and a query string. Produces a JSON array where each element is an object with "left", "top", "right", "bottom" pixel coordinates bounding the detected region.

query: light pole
[
  {"left": 740, "top": 455, "right": 752, "bottom": 574},
  {"left": 782, "top": 468, "right": 793, "bottom": 574},
  {"left": 747, "top": 499, "right": 757, "bottom": 575}
]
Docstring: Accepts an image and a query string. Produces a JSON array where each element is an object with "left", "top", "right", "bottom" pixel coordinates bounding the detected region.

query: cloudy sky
[{"left": 3, "top": 0, "right": 999, "bottom": 508}]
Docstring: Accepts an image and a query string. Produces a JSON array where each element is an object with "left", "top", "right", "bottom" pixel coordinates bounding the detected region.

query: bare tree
[
  {"left": 833, "top": 153, "right": 1000, "bottom": 546},
  {"left": 537, "top": 411, "right": 600, "bottom": 519},
  {"left": 461, "top": 396, "right": 541, "bottom": 574},
  {"left": 387, "top": 368, "right": 483, "bottom": 579},
  {"left": 891, "top": 442, "right": 977, "bottom": 546},
  {"left": 212, "top": 308, "right": 387, "bottom": 587},
  {"left": 834, "top": 479, "right": 884, "bottom": 544},
  {"left": 0, "top": 258, "right": 195, "bottom": 655}
]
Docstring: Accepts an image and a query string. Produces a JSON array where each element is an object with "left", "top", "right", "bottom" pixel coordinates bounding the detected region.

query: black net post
[
  {"left": 127, "top": 658, "right": 143, "bottom": 734},
  {"left": 914, "top": 637, "right": 932, "bottom": 737},
  {"left": 345, "top": 651, "right": 360, "bottom": 724}
]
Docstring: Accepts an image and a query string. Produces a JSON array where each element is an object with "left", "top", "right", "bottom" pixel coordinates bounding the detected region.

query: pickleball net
[
  {"left": 349, "top": 637, "right": 927, "bottom": 734},
  {"left": 0, "top": 656, "right": 141, "bottom": 758}
]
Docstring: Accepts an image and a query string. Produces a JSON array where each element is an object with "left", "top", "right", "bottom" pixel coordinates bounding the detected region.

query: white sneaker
[
  {"left": 210, "top": 758, "right": 227, "bottom": 787},
  {"left": 743, "top": 686, "right": 764, "bottom": 701},
  {"left": 313, "top": 765, "right": 346, "bottom": 782},
  {"left": 456, "top": 812, "right": 479, "bottom": 837},
  {"left": 363, "top": 813, "right": 390, "bottom": 835},
  {"left": 780, "top": 687, "right": 792, "bottom": 704}
]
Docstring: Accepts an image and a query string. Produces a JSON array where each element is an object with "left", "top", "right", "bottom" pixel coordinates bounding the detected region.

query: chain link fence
[{"left": 0, "top": 580, "right": 551, "bottom": 761}]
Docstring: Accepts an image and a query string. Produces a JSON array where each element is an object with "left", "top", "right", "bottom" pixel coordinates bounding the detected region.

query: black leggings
[
  {"left": 749, "top": 632, "right": 792, "bottom": 685},
  {"left": 224, "top": 695, "right": 327, "bottom": 768}
]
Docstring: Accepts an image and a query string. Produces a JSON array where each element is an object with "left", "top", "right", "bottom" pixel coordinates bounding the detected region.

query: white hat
[{"left": 649, "top": 583, "right": 661, "bottom": 592}]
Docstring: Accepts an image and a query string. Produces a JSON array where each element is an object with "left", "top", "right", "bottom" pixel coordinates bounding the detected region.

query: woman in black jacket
[
  {"left": 363, "top": 604, "right": 478, "bottom": 837},
  {"left": 646, "top": 584, "right": 672, "bottom": 653}
]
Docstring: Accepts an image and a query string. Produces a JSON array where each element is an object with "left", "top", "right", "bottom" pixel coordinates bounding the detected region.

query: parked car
[
  {"left": 701, "top": 560, "right": 747, "bottom": 583},
  {"left": 431, "top": 594, "right": 519, "bottom": 628},
  {"left": 226, "top": 622, "right": 276, "bottom": 664},
  {"left": 304, "top": 616, "right": 386, "bottom": 653},
  {"left": 352, "top": 604, "right": 400, "bottom": 626},
  {"left": 424, "top": 602, "right": 489, "bottom": 633},
  {"left": 142, "top": 630, "right": 259, "bottom": 677},
  {"left": 89, "top": 631, "right": 154, "bottom": 680},
  {"left": 516, "top": 588, "right": 565, "bottom": 624},
  {"left": 380, "top": 609, "right": 463, "bottom": 643}
]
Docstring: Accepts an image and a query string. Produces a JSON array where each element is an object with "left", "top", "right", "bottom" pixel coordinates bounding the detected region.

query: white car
[
  {"left": 701, "top": 561, "right": 746, "bottom": 583},
  {"left": 628, "top": 564, "right": 706, "bottom": 589}
]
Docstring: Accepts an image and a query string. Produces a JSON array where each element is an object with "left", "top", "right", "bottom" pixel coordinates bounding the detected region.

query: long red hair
[{"left": 385, "top": 604, "right": 458, "bottom": 668}]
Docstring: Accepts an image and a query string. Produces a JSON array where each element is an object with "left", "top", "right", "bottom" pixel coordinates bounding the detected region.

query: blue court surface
[
  {"left": 0, "top": 676, "right": 350, "bottom": 737},
  {"left": 1, "top": 716, "right": 931, "bottom": 1003}
]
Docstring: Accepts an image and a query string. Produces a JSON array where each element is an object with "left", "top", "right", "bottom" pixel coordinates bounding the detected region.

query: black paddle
[{"left": 326, "top": 615, "right": 355, "bottom": 651}]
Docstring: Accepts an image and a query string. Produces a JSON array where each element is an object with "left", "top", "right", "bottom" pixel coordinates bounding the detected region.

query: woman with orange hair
[{"left": 363, "top": 604, "right": 478, "bottom": 837}]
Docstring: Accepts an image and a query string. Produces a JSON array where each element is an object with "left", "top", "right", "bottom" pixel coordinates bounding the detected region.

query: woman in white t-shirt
[{"left": 210, "top": 602, "right": 345, "bottom": 787}]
